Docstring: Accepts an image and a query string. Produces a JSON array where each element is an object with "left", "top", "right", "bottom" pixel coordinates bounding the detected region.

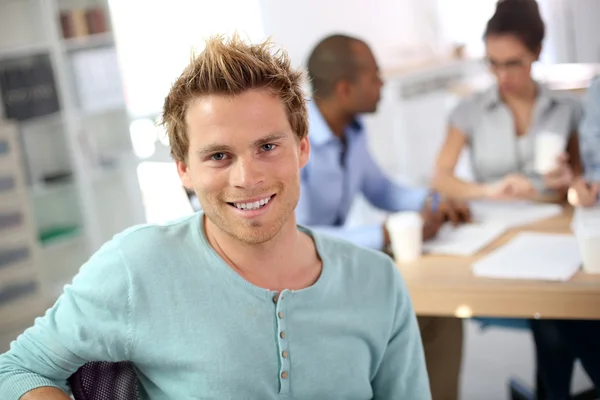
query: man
[
  {"left": 570, "top": 76, "right": 600, "bottom": 206},
  {"left": 297, "top": 34, "right": 468, "bottom": 400},
  {"left": 0, "top": 36, "right": 431, "bottom": 399}
]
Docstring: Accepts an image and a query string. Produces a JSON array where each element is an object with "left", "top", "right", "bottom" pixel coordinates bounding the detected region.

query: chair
[
  {"left": 68, "top": 361, "right": 139, "bottom": 400},
  {"left": 509, "top": 373, "right": 597, "bottom": 400}
]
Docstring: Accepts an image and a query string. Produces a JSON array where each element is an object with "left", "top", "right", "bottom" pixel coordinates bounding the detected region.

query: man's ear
[
  {"left": 335, "top": 80, "right": 352, "bottom": 102},
  {"left": 176, "top": 160, "right": 193, "bottom": 190},
  {"left": 298, "top": 136, "right": 310, "bottom": 169}
]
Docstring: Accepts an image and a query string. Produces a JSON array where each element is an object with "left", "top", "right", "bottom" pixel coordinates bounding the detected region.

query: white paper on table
[
  {"left": 423, "top": 222, "right": 507, "bottom": 256},
  {"left": 472, "top": 232, "right": 582, "bottom": 281},
  {"left": 470, "top": 200, "right": 563, "bottom": 229}
]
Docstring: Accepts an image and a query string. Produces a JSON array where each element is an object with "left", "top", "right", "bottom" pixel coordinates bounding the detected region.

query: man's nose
[{"left": 229, "top": 156, "right": 265, "bottom": 189}]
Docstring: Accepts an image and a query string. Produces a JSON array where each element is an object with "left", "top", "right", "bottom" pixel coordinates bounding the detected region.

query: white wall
[
  {"left": 542, "top": 0, "right": 600, "bottom": 63},
  {"left": 260, "top": 0, "right": 441, "bottom": 69},
  {"left": 110, "top": 0, "right": 266, "bottom": 118}
]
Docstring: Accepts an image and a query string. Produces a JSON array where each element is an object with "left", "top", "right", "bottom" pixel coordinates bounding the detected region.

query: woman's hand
[
  {"left": 485, "top": 174, "right": 537, "bottom": 200},
  {"left": 544, "top": 153, "right": 574, "bottom": 190}
]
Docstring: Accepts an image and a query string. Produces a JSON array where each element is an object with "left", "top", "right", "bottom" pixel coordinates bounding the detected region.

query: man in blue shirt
[{"left": 297, "top": 34, "right": 468, "bottom": 400}]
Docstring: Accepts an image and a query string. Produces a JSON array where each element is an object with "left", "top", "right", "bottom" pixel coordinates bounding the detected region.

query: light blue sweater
[{"left": 0, "top": 213, "right": 430, "bottom": 399}]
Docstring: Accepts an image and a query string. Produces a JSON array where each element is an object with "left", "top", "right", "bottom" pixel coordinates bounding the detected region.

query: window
[{"left": 109, "top": 0, "right": 266, "bottom": 118}]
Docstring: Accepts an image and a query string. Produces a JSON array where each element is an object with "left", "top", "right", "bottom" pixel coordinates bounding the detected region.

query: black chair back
[{"left": 68, "top": 361, "right": 139, "bottom": 400}]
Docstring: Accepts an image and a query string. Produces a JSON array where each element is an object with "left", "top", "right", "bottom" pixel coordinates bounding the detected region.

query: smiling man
[{"left": 0, "top": 36, "right": 430, "bottom": 400}]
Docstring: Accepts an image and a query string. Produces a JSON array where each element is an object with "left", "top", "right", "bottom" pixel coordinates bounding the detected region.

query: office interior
[{"left": 0, "top": 0, "right": 599, "bottom": 399}]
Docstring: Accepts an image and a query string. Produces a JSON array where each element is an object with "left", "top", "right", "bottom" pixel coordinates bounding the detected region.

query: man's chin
[{"left": 230, "top": 227, "right": 279, "bottom": 245}]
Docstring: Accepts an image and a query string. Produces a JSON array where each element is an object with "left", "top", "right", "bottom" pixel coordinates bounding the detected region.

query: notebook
[
  {"left": 472, "top": 232, "right": 582, "bottom": 281},
  {"left": 470, "top": 200, "right": 563, "bottom": 229},
  {"left": 423, "top": 222, "right": 507, "bottom": 256}
]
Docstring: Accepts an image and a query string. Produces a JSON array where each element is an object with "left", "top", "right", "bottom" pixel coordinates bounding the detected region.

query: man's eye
[
  {"left": 210, "top": 153, "right": 227, "bottom": 161},
  {"left": 261, "top": 144, "right": 276, "bottom": 152}
]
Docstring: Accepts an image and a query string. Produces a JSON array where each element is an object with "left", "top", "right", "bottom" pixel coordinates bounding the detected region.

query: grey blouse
[{"left": 449, "top": 83, "right": 583, "bottom": 192}]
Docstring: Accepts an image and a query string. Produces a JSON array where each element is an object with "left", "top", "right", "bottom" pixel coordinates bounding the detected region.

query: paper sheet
[
  {"left": 470, "top": 200, "right": 563, "bottom": 229},
  {"left": 472, "top": 232, "right": 582, "bottom": 281},
  {"left": 423, "top": 223, "right": 507, "bottom": 256}
]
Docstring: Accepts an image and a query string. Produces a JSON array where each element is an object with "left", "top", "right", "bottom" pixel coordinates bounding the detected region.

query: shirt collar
[
  {"left": 482, "top": 82, "right": 557, "bottom": 112},
  {"left": 307, "top": 100, "right": 364, "bottom": 146}
]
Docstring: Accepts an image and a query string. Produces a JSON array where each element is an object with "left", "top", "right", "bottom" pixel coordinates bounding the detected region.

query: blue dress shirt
[
  {"left": 580, "top": 77, "right": 600, "bottom": 182},
  {"left": 296, "top": 101, "right": 428, "bottom": 249}
]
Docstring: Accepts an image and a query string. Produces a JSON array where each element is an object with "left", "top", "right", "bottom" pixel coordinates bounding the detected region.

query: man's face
[
  {"left": 177, "top": 89, "right": 310, "bottom": 244},
  {"left": 347, "top": 42, "right": 383, "bottom": 114}
]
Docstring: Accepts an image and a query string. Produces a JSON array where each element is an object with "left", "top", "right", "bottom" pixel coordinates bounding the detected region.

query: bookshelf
[{"left": 0, "top": 0, "right": 145, "bottom": 331}]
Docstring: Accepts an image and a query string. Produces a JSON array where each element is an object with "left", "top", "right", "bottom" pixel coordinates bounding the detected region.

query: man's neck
[
  {"left": 315, "top": 98, "right": 355, "bottom": 139},
  {"left": 204, "top": 216, "right": 320, "bottom": 291}
]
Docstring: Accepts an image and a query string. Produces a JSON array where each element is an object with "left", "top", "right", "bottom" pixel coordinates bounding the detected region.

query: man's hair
[
  {"left": 306, "top": 34, "right": 364, "bottom": 99},
  {"left": 161, "top": 35, "right": 308, "bottom": 162}
]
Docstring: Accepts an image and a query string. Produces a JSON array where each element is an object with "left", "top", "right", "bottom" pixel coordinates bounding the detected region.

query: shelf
[
  {"left": 80, "top": 104, "right": 127, "bottom": 118},
  {"left": 29, "top": 180, "right": 74, "bottom": 198},
  {"left": 40, "top": 228, "right": 82, "bottom": 250},
  {"left": 61, "top": 32, "right": 114, "bottom": 52},
  {"left": 0, "top": 43, "right": 50, "bottom": 60},
  {"left": 19, "top": 112, "right": 63, "bottom": 128}
]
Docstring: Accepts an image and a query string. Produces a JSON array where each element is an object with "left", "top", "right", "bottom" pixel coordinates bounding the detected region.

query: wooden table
[{"left": 397, "top": 207, "right": 600, "bottom": 320}]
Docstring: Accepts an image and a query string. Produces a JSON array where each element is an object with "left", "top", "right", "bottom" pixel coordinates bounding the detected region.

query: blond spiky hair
[{"left": 161, "top": 34, "right": 308, "bottom": 162}]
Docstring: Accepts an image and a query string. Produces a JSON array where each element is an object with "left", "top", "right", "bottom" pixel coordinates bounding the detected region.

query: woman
[
  {"left": 434, "top": 0, "right": 582, "bottom": 201},
  {"left": 433, "top": 0, "right": 596, "bottom": 398}
]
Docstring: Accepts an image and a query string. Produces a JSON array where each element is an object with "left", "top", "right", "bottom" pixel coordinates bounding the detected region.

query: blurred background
[{"left": 0, "top": 0, "right": 599, "bottom": 398}]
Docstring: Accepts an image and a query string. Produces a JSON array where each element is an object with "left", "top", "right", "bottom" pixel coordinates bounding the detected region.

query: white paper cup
[
  {"left": 535, "top": 133, "right": 566, "bottom": 174},
  {"left": 578, "top": 235, "right": 600, "bottom": 274},
  {"left": 386, "top": 211, "right": 423, "bottom": 263},
  {"left": 572, "top": 206, "right": 600, "bottom": 274}
]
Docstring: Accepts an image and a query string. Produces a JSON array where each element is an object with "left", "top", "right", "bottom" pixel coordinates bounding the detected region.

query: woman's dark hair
[{"left": 484, "top": 0, "right": 545, "bottom": 54}]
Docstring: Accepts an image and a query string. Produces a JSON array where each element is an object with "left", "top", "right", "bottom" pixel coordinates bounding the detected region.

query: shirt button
[
  {"left": 282, "top": 350, "right": 289, "bottom": 358},
  {"left": 272, "top": 294, "right": 278, "bottom": 303},
  {"left": 278, "top": 311, "right": 284, "bottom": 319},
  {"left": 280, "top": 331, "right": 286, "bottom": 339},
  {"left": 281, "top": 371, "right": 288, "bottom": 379}
]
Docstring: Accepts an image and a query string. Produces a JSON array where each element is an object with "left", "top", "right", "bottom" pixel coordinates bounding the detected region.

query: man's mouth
[{"left": 228, "top": 195, "right": 274, "bottom": 211}]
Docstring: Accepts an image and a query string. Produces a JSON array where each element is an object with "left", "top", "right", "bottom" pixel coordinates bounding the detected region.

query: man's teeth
[{"left": 234, "top": 196, "right": 271, "bottom": 211}]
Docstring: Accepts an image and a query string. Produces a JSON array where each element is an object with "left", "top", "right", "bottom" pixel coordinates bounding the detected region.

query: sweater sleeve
[
  {"left": 371, "top": 262, "right": 431, "bottom": 399},
  {"left": 0, "top": 238, "right": 133, "bottom": 400}
]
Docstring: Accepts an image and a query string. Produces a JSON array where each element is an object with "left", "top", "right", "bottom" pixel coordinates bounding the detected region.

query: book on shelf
[
  {"left": 60, "top": 7, "right": 108, "bottom": 39},
  {"left": 86, "top": 8, "right": 108, "bottom": 35},
  {"left": 0, "top": 54, "right": 60, "bottom": 121}
]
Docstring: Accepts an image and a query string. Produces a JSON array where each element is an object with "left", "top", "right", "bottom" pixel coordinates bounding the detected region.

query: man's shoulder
[
  {"left": 116, "top": 213, "right": 198, "bottom": 242},
  {"left": 311, "top": 230, "right": 405, "bottom": 305},
  {"left": 102, "top": 213, "right": 202, "bottom": 263},
  {"left": 311, "top": 230, "right": 397, "bottom": 275}
]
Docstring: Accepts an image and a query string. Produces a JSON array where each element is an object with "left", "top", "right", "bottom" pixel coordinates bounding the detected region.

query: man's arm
[
  {"left": 20, "top": 387, "right": 70, "bottom": 400},
  {"left": 0, "top": 239, "right": 133, "bottom": 400},
  {"left": 300, "top": 222, "right": 386, "bottom": 250},
  {"left": 359, "top": 136, "right": 429, "bottom": 212},
  {"left": 372, "top": 264, "right": 431, "bottom": 399},
  {"left": 296, "top": 162, "right": 387, "bottom": 249}
]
